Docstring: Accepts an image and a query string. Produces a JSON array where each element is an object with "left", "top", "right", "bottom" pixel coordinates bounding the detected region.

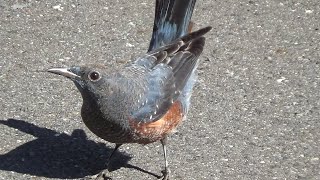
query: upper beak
[{"left": 47, "top": 67, "right": 81, "bottom": 80}]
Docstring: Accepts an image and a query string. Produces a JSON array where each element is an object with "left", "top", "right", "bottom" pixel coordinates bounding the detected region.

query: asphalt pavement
[{"left": 0, "top": 0, "right": 319, "bottom": 179}]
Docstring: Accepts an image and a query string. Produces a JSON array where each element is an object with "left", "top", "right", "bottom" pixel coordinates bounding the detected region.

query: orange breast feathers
[{"left": 129, "top": 101, "right": 184, "bottom": 144}]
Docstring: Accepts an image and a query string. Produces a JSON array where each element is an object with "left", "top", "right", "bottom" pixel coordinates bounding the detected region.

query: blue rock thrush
[{"left": 48, "top": 0, "right": 211, "bottom": 179}]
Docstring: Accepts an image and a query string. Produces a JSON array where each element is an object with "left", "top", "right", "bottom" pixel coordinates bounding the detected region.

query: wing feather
[{"left": 130, "top": 27, "right": 210, "bottom": 122}]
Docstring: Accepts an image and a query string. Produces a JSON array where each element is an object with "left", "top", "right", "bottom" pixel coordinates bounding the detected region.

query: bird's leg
[
  {"left": 95, "top": 143, "right": 122, "bottom": 179},
  {"left": 160, "top": 137, "right": 170, "bottom": 180},
  {"left": 106, "top": 143, "right": 122, "bottom": 170}
]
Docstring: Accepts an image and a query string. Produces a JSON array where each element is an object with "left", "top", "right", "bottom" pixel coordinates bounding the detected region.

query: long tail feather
[{"left": 148, "top": 0, "right": 197, "bottom": 51}]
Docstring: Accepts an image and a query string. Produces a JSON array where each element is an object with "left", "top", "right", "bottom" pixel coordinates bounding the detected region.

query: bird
[{"left": 48, "top": 0, "right": 211, "bottom": 179}]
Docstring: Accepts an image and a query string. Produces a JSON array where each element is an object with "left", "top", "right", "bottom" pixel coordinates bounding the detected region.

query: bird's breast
[{"left": 129, "top": 101, "right": 184, "bottom": 144}]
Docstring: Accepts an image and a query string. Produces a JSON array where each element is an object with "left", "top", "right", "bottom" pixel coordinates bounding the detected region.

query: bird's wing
[{"left": 130, "top": 27, "right": 211, "bottom": 123}]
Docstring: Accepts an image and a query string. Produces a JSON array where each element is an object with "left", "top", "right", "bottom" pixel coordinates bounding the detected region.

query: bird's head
[{"left": 47, "top": 65, "right": 108, "bottom": 97}]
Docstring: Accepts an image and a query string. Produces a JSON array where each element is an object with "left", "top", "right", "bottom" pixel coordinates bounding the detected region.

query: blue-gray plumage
[
  {"left": 149, "top": 0, "right": 196, "bottom": 51},
  {"left": 47, "top": 0, "right": 211, "bottom": 179}
]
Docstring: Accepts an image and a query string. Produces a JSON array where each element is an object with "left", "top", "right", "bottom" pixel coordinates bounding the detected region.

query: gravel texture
[{"left": 0, "top": 0, "right": 319, "bottom": 179}]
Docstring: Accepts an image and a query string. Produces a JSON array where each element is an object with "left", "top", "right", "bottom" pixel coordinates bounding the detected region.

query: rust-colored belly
[{"left": 129, "top": 101, "right": 184, "bottom": 144}]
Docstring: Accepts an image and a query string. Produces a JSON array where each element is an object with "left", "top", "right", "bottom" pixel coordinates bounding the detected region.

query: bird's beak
[{"left": 47, "top": 67, "right": 81, "bottom": 80}]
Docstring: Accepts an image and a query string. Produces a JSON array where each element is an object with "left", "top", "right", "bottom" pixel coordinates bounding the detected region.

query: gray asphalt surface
[{"left": 1, "top": 0, "right": 319, "bottom": 179}]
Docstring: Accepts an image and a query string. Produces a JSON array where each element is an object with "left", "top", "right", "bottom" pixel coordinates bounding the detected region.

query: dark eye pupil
[{"left": 90, "top": 72, "right": 100, "bottom": 80}]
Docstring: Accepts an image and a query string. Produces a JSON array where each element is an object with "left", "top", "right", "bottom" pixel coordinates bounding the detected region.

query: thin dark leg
[
  {"left": 160, "top": 137, "right": 170, "bottom": 180},
  {"left": 94, "top": 143, "right": 122, "bottom": 180},
  {"left": 107, "top": 143, "right": 122, "bottom": 167}
]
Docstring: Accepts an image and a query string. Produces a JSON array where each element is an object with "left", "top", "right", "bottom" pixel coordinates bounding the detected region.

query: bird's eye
[{"left": 88, "top": 71, "right": 101, "bottom": 81}]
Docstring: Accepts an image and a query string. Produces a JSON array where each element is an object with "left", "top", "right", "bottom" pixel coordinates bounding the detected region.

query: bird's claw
[
  {"left": 160, "top": 168, "right": 170, "bottom": 180},
  {"left": 85, "top": 169, "right": 111, "bottom": 180}
]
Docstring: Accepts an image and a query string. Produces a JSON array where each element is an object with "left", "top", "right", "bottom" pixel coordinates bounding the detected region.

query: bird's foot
[
  {"left": 98, "top": 168, "right": 113, "bottom": 180},
  {"left": 160, "top": 168, "right": 170, "bottom": 180},
  {"left": 86, "top": 169, "right": 111, "bottom": 180}
]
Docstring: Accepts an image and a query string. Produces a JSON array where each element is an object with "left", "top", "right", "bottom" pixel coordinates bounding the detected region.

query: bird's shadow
[{"left": 0, "top": 119, "right": 160, "bottom": 179}]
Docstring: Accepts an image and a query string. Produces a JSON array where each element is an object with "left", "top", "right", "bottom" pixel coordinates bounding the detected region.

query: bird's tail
[{"left": 148, "top": 0, "right": 196, "bottom": 52}]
